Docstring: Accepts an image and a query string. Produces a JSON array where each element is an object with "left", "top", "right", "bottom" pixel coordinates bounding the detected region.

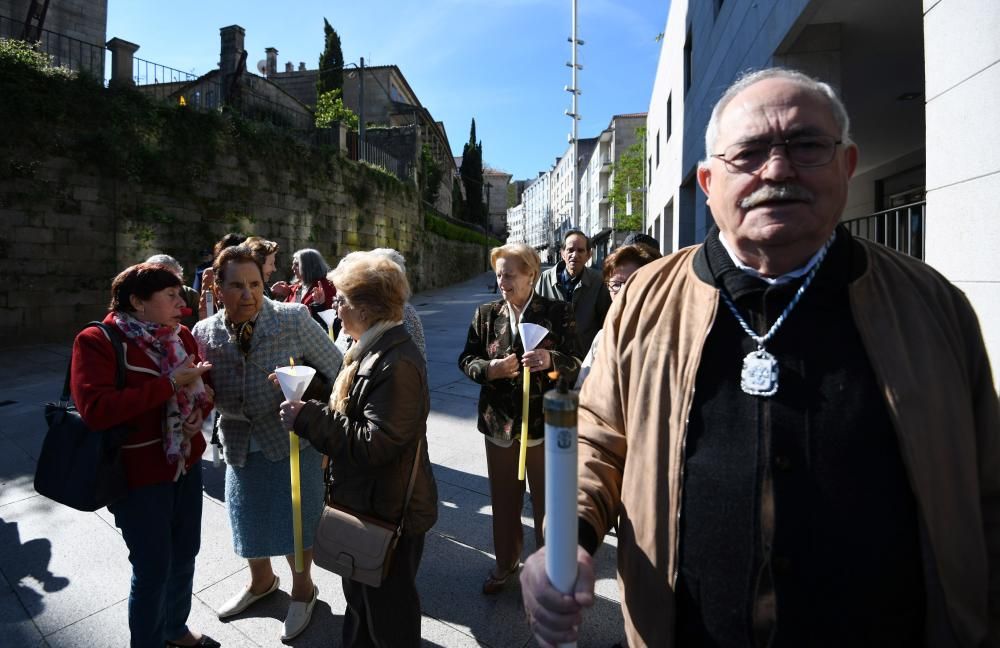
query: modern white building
[
  {"left": 580, "top": 113, "right": 647, "bottom": 263},
  {"left": 646, "top": 0, "right": 999, "bottom": 382},
  {"left": 522, "top": 172, "right": 552, "bottom": 255},
  {"left": 506, "top": 202, "right": 525, "bottom": 246}
]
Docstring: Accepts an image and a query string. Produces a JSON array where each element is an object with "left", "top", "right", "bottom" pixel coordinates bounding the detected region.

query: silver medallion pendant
[{"left": 741, "top": 348, "right": 779, "bottom": 396}]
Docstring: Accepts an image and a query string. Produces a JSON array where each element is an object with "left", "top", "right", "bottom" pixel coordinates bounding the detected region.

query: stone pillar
[
  {"left": 219, "top": 25, "right": 246, "bottom": 74},
  {"left": 105, "top": 37, "right": 139, "bottom": 87},
  {"left": 265, "top": 47, "right": 277, "bottom": 76}
]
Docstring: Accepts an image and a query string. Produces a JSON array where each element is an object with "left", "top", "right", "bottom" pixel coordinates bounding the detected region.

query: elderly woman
[
  {"left": 146, "top": 254, "right": 201, "bottom": 330},
  {"left": 279, "top": 251, "right": 438, "bottom": 647},
  {"left": 271, "top": 248, "right": 335, "bottom": 314},
  {"left": 193, "top": 245, "right": 343, "bottom": 642},
  {"left": 242, "top": 237, "right": 279, "bottom": 299},
  {"left": 575, "top": 243, "right": 662, "bottom": 387},
  {"left": 458, "top": 243, "right": 582, "bottom": 594},
  {"left": 332, "top": 248, "right": 426, "bottom": 358},
  {"left": 71, "top": 263, "right": 215, "bottom": 648}
]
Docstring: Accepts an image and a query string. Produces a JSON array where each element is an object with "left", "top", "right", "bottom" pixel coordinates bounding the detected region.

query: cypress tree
[
  {"left": 460, "top": 118, "right": 484, "bottom": 225},
  {"left": 316, "top": 18, "right": 344, "bottom": 98}
]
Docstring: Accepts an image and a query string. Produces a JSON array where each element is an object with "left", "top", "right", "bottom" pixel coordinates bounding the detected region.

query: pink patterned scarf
[{"left": 113, "top": 312, "right": 209, "bottom": 473}]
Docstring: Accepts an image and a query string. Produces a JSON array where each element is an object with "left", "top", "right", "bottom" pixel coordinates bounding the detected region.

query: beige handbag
[{"left": 312, "top": 440, "right": 422, "bottom": 588}]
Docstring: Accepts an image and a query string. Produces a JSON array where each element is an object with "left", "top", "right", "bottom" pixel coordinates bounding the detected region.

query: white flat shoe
[
  {"left": 217, "top": 575, "right": 280, "bottom": 619},
  {"left": 281, "top": 585, "right": 319, "bottom": 642}
]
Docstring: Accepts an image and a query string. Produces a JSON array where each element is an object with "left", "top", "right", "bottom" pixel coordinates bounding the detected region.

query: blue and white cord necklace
[{"left": 720, "top": 235, "right": 835, "bottom": 396}]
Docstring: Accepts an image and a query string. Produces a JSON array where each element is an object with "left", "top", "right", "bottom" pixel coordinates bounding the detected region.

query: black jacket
[{"left": 294, "top": 324, "right": 438, "bottom": 535}]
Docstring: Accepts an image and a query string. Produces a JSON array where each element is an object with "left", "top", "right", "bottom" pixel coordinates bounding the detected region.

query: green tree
[
  {"left": 316, "top": 18, "right": 344, "bottom": 98},
  {"left": 460, "top": 118, "right": 484, "bottom": 225},
  {"left": 607, "top": 126, "right": 646, "bottom": 232},
  {"left": 420, "top": 143, "right": 443, "bottom": 206},
  {"left": 315, "top": 89, "right": 358, "bottom": 130}
]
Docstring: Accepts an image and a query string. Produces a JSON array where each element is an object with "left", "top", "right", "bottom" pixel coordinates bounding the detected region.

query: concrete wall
[
  {"left": 0, "top": 152, "right": 482, "bottom": 346},
  {"left": 923, "top": 0, "right": 1000, "bottom": 385}
]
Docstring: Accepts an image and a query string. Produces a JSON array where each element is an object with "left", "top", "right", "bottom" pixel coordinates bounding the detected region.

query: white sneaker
[
  {"left": 281, "top": 585, "right": 319, "bottom": 642},
  {"left": 216, "top": 576, "right": 280, "bottom": 619}
]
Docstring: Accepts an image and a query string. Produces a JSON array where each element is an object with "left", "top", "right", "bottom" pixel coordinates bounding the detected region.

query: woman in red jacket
[{"left": 70, "top": 262, "right": 216, "bottom": 648}]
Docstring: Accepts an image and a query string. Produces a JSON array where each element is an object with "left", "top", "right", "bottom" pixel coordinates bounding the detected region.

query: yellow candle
[
  {"left": 287, "top": 355, "right": 304, "bottom": 573},
  {"left": 328, "top": 326, "right": 335, "bottom": 341},
  {"left": 518, "top": 367, "right": 530, "bottom": 481},
  {"left": 289, "top": 431, "right": 304, "bottom": 572}
]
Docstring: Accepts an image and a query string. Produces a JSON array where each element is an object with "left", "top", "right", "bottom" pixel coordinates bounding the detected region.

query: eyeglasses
[
  {"left": 607, "top": 280, "right": 625, "bottom": 295},
  {"left": 331, "top": 296, "right": 348, "bottom": 309},
  {"left": 712, "top": 135, "right": 842, "bottom": 173}
]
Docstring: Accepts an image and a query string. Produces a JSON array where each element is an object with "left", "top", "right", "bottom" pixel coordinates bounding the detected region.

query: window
[
  {"left": 666, "top": 94, "right": 673, "bottom": 141},
  {"left": 648, "top": 155, "right": 653, "bottom": 183},
  {"left": 656, "top": 130, "right": 661, "bottom": 167},
  {"left": 684, "top": 26, "right": 693, "bottom": 95}
]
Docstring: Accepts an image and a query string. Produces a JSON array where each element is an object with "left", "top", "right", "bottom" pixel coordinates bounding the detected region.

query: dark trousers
[
  {"left": 110, "top": 465, "right": 203, "bottom": 648},
  {"left": 484, "top": 438, "right": 545, "bottom": 571},
  {"left": 342, "top": 532, "right": 425, "bottom": 648}
]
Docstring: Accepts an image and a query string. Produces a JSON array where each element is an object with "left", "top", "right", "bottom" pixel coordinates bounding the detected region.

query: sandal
[{"left": 482, "top": 563, "right": 520, "bottom": 595}]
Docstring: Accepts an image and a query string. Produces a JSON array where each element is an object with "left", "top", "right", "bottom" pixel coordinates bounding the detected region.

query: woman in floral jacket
[{"left": 458, "top": 243, "right": 582, "bottom": 594}]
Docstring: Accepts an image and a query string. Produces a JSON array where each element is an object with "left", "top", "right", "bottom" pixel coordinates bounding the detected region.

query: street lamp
[{"left": 342, "top": 57, "right": 366, "bottom": 153}]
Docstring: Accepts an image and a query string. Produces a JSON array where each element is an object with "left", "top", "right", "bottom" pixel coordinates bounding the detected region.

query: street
[{"left": 0, "top": 271, "right": 624, "bottom": 648}]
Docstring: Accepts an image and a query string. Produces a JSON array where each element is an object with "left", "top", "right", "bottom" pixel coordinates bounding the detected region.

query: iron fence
[
  {"left": 843, "top": 200, "right": 925, "bottom": 259},
  {"left": 0, "top": 13, "right": 104, "bottom": 78},
  {"left": 346, "top": 131, "right": 413, "bottom": 183}
]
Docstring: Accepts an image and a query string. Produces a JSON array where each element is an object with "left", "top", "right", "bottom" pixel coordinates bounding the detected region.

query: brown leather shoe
[{"left": 482, "top": 563, "right": 520, "bottom": 595}]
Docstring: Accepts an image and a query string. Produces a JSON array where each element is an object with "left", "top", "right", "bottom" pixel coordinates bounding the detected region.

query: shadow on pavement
[{"left": 0, "top": 516, "right": 69, "bottom": 617}]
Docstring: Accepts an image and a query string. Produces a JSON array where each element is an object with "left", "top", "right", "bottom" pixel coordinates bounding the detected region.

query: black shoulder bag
[{"left": 35, "top": 322, "right": 131, "bottom": 511}]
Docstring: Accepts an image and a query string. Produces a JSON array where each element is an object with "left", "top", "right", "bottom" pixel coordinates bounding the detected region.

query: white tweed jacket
[{"left": 193, "top": 299, "right": 343, "bottom": 467}]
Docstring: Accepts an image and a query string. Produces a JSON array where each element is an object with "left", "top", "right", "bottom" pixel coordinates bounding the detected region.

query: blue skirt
[{"left": 225, "top": 444, "right": 325, "bottom": 559}]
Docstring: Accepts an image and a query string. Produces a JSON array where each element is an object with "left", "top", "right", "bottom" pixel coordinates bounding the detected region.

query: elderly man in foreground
[{"left": 521, "top": 67, "right": 1000, "bottom": 647}]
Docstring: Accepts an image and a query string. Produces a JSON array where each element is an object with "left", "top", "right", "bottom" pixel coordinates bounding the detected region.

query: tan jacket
[{"left": 578, "top": 239, "right": 1000, "bottom": 647}]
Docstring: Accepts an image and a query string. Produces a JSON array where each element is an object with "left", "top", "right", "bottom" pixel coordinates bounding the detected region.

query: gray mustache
[{"left": 739, "top": 184, "right": 814, "bottom": 209}]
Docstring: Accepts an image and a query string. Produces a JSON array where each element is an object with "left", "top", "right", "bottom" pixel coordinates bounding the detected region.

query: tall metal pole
[{"left": 571, "top": 0, "right": 579, "bottom": 230}]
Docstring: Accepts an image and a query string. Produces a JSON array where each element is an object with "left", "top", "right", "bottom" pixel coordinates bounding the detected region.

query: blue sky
[{"left": 107, "top": 0, "right": 668, "bottom": 180}]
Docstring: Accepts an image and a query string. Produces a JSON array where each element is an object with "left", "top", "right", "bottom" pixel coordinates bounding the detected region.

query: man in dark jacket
[{"left": 535, "top": 229, "right": 611, "bottom": 351}]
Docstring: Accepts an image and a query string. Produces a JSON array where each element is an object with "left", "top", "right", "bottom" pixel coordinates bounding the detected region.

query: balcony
[{"left": 843, "top": 201, "right": 925, "bottom": 259}]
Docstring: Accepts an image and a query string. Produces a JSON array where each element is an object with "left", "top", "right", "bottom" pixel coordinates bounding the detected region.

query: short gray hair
[
  {"left": 702, "top": 67, "right": 852, "bottom": 166},
  {"left": 146, "top": 253, "right": 183, "bottom": 277},
  {"left": 292, "top": 248, "right": 330, "bottom": 285},
  {"left": 370, "top": 247, "right": 406, "bottom": 272}
]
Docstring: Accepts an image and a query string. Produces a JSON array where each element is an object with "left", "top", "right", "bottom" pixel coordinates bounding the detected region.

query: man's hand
[
  {"left": 487, "top": 353, "right": 521, "bottom": 381},
  {"left": 520, "top": 546, "right": 596, "bottom": 648}
]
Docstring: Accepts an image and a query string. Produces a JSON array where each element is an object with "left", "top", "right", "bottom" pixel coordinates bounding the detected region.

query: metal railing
[
  {"left": 0, "top": 13, "right": 104, "bottom": 77},
  {"left": 843, "top": 200, "right": 925, "bottom": 259},
  {"left": 346, "top": 131, "right": 413, "bottom": 183}
]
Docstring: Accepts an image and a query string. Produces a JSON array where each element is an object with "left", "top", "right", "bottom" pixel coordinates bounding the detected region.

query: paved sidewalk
[{"left": 0, "top": 271, "right": 624, "bottom": 647}]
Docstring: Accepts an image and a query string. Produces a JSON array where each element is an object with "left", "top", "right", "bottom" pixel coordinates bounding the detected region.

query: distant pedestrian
[
  {"left": 271, "top": 248, "right": 336, "bottom": 327},
  {"left": 536, "top": 229, "right": 611, "bottom": 351},
  {"left": 146, "top": 254, "right": 200, "bottom": 330},
  {"left": 195, "top": 232, "right": 243, "bottom": 293},
  {"left": 242, "top": 236, "right": 280, "bottom": 299},
  {"left": 71, "top": 263, "right": 216, "bottom": 648},
  {"left": 458, "top": 243, "right": 582, "bottom": 595}
]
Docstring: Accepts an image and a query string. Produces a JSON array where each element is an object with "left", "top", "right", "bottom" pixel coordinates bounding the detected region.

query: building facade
[
  {"left": 581, "top": 113, "right": 646, "bottom": 263},
  {"left": 522, "top": 172, "right": 552, "bottom": 257},
  {"left": 646, "top": 0, "right": 998, "bottom": 383}
]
